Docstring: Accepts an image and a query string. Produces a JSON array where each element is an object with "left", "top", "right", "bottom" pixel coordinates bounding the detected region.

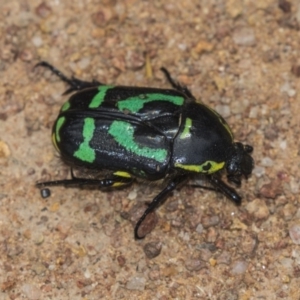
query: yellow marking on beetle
[
  {"left": 175, "top": 161, "right": 225, "bottom": 174},
  {"left": 113, "top": 171, "right": 132, "bottom": 178},
  {"left": 180, "top": 118, "right": 192, "bottom": 139},
  {"left": 112, "top": 182, "right": 128, "bottom": 187},
  {"left": 52, "top": 133, "right": 60, "bottom": 152}
]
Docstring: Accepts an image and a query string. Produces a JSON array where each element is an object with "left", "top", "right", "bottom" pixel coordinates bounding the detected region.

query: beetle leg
[
  {"left": 207, "top": 174, "right": 242, "bottom": 204},
  {"left": 134, "top": 175, "right": 188, "bottom": 239},
  {"left": 36, "top": 171, "right": 133, "bottom": 189},
  {"left": 160, "top": 67, "right": 195, "bottom": 100},
  {"left": 35, "top": 61, "right": 102, "bottom": 94}
]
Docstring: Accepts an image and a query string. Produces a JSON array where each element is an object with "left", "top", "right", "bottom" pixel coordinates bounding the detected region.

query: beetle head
[{"left": 226, "top": 142, "right": 254, "bottom": 185}]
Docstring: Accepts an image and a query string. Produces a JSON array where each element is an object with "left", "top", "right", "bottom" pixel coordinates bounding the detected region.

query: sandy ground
[{"left": 1, "top": 0, "right": 300, "bottom": 299}]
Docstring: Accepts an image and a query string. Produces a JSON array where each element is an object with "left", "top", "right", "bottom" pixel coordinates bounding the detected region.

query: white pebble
[
  {"left": 196, "top": 223, "right": 204, "bottom": 234},
  {"left": 260, "top": 157, "right": 274, "bottom": 167},
  {"left": 249, "top": 106, "right": 259, "bottom": 119},
  {"left": 21, "top": 284, "right": 41, "bottom": 300},
  {"left": 233, "top": 27, "right": 256, "bottom": 46},
  {"left": 32, "top": 36, "right": 43, "bottom": 47},
  {"left": 280, "top": 82, "right": 296, "bottom": 97},
  {"left": 128, "top": 190, "right": 137, "bottom": 200},
  {"left": 289, "top": 224, "right": 300, "bottom": 244},
  {"left": 279, "top": 140, "right": 287, "bottom": 150},
  {"left": 230, "top": 260, "right": 248, "bottom": 275},
  {"left": 215, "top": 105, "right": 231, "bottom": 118},
  {"left": 126, "top": 276, "right": 146, "bottom": 291},
  {"left": 253, "top": 166, "right": 265, "bottom": 177}
]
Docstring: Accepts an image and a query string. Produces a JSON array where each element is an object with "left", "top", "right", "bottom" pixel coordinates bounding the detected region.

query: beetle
[{"left": 35, "top": 61, "right": 254, "bottom": 239}]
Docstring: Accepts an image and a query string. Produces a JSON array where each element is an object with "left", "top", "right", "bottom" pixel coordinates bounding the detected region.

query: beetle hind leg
[
  {"left": 36, "top": 169, "right": 133, "bottom": 189},
  {"left": 160, "top": 67, "right": 195, "bottom": 100},
  {"left": 35, "top": 61, "right": 102, "bottom": 94}
]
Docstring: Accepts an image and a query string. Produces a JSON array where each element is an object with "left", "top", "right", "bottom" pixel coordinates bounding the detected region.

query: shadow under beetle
[{"left": 36, "top": 61, "right": 254, "bottom": 239}]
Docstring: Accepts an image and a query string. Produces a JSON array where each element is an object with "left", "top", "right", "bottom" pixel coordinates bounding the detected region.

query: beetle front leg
[
  {"left": 160, "top": 67, "right": 195, "bottom": 100},
  {"left": 207, "top": 174, "right": 242, "bottom": 204},
  {"left": 35, "top": 61, "right": 102, "bottom": 94},
  {"left": 134, "top": 175, "right": 188, "bottom": 239}
]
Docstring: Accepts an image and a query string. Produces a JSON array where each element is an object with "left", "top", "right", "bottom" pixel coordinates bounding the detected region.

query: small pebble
[
  {"left": 253, "top": 166, "right": 265, "bottom": 177},
  {"left": 32, "top": 36, "right": 43, "bottom": 47},
  {"left": 279, "top": 258, "right": 293, "bottom": 271},
  {"left": 241, "top": 233, "right": 258, "bottom": 255},
  {"left": 143, "top": 241, "right": 162, "bottom": 259},
  {"left": 128, "top": 190, "right": 137, "bottom": 200},
  {"left": 280, "top": 82, "right": 296, "bottom": 97},
  {"left": 290, "top": 177, "right": 299, "bottom": 194},
  {"left": 246, "top": 198, "right": 269, "bottom": 219},
  {"left": 117, "top": 255, "right": 126, "bottom": 267},
  {"left": 249, "top": 106, "right": 259, "bottom": 119},
  {"left": 264, "top": 124, "right": 279, "bottom": 141},
  {"left": 83, "top": 203, "right": 99, "bottom": 214},
  {"left": 279, "top": 140, "right": 287, "bottom": 150},
  {"left": 197, "top": 248, "right": 212, "bottom": 262},
  {"left": 215, "top": 105, "right": 231, "bottom": 118},
  {"left": 31, "top": 262, "right": 47, "bottom": 276},
  {"left": 226, "top": 0, "right": 243, "bottom": 18},
  {"left": 196, "top": 223, "right": 204, "bottom": 234},
  {"left": 196, "top": 243, "right": 217, "bottom": 252},
  {"left": 35, "top": 2, "right": 52, "bottom": 18},
  {"left": 289, "top": 224, "right": 300, "bottom": 245},
  {"left": 91, "top": 7, "right": 114, "bottom": 27},
  {"left": 165, "top": 200, "right": 179, "bottom": 212},
  {"left": 233, "top": 27, "right": 256, "bottom": 46},
  {"left": 21, "top": 284, "right": 41, "bottom": 300},
  {"left": 291, "top": 65, "right": 300, "bottom": 77},
  {"left": 217, "top": 251, "right": 232, "bottom": 265},
  {"left": 260, "top": 157, "right": 274, "bottom": 167},
  {"left": 125, "top": 276, "right": 146, "bottom": 291},
  {"left": 40, "top": 188, "right": 51, "bottom": 199},
  {"left": 125, "top": 50, "right": 145, "bottom": 70},
  {"left": 260, "top": 182, "right": 282, "bottom": 199},
  {"left": 278, "top": 0, "right": 292, "bottom": 13},
  {"left": 297, "top": 2, "right": 300, "bottom": 22},
  {"left": 230, "top": 260, "right": 248, "bottom": 275},
  {"left": 77, "top": 57, "right": 90, "bottom": 70},
  {"left": 148, "top": 269, "right": 161, "bottom": 281},
  {"left": 185, "top": 258, "right": 206, "bottom": 272},
  {"left": 0, "top": 140, "right": 10, "bottom": 158},
  {"left": 202, "top": 215, "right": 220, "bottom": 228},
  {"left": 283, "top": 203, "right": 296, "bottom": 221}
]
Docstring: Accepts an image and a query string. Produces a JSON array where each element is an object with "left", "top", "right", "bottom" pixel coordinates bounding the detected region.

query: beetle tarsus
[
  {"left": 35, "top": 61, "right": 101, "bottom": 94},
  {"left": 134, "top": 175, "right": 187, "bottom": 239},
  {"left": 160, "top": 67, "right": 195, "bottom": 100},
  {"left": 36, "top": 173, "right": 133, "bottom": 189},
  {"left": 207, "top": 174, "right": 242, "bottom": 205}
]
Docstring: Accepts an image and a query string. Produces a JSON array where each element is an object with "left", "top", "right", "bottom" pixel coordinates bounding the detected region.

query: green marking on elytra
[
  {"left": 61, "top": 101, "right": 70, "bottom": 112},
  {"left": 89, "top": 85, "right": 114, "bottom": 108},
  {"left": 55, "top": 117, "right": 65, "bottom": 142},
  {"left": 180, "top": 118, "right": 192, "bottom": 139},
  {"left": 117, "top": 93, "right": 184, "bottom": 113},
  {"left": 108, "top": 120, "right": 168, "bottom": 163},
  {"left": 74, "top": 118, "right": 96, "bottom": 163}
]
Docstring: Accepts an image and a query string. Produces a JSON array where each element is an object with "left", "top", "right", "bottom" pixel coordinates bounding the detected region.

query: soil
[{"left": 1, "top": 0, "right": 300, "bottom": 299}]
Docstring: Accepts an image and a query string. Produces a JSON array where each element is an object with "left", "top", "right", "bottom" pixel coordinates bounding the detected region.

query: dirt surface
[{"left": 1, "top": 0, "right": 300, "bottom": 299}]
